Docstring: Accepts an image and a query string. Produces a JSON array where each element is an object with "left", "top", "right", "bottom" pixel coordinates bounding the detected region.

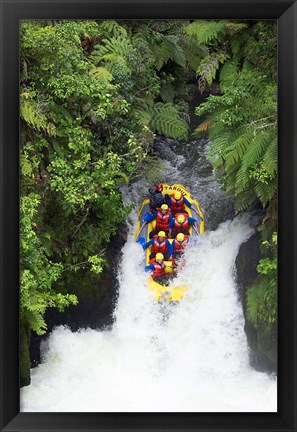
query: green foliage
[{"left": 20, "top": 194, "right": 78, "bottom": 335}]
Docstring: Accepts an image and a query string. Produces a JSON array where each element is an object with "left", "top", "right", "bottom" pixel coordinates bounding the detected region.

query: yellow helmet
[
  {"left": 156, "top": 253, "right": 164, "bottom": 260},
  {"left": 177, "top": 214, "right": 185, "bottom": 224},
  {"left": 174, "top": 191, "right": 182, "bottom": 200},
  {"left": 158, "top": 231, "right": 166, "bottom": 237},
  {"left": 176, "top": 233, "right": 185, "bottom": 242},
  {"left": 161, "top": 204, "right": 168, "bottom": 210}
]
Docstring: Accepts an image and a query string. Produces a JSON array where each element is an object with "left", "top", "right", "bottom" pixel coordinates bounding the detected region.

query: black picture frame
[{"left": 1, "top": 0, "right": 296, "bottom": 431}]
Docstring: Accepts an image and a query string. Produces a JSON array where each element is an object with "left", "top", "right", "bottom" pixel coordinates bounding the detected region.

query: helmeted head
[
  {"left": 158, "top": 231, "right": 166, "bottom": 238},
  {"left": 177, "top": 214, "right": 185, "bottom": 224},
  {"left": 174, "top": 191, "right": 182, "bottom": 200},
  {"left": 155, "top": 183, "right": 163, "bottom": 192},
  {"left": 176, "top": 233, "right": 185, "bottom": 242},
  {"left": 156, "top": 252, "right": 164, "bottom": 261},
  {"left": 161, "top": 204, "right": 169, "bottom": 212}
]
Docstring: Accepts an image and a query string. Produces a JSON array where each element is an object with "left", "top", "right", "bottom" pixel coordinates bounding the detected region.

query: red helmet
[{"left": 155, "top": 183, "right": 163, "bottom": 192}]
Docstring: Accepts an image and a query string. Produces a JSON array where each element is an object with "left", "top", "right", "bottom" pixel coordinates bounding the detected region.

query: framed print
[{"left": 0, "top": 0, "right": 296, "bottom": 431}]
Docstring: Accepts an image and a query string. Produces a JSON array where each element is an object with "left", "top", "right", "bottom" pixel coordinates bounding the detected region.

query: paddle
[{"left": 136, "top": 222, "right": 146, "bottom": 241}]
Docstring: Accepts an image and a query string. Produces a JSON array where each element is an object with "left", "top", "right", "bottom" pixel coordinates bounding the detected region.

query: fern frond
[
  {"left": 225, "top": 22, "right": 249, "bottom": 33},
  {"left": 242, "top": 128, "right": 275, "bottom": 172},
  {"left": 133, "top": 109, "right": 152, "bottom": 126},
  {"left": 219, "top": 61, "right": 239, "bottom": 91},
  {"left": 196, "top": 52, "right": 229, "bottom": 86},
  {"left": 164, "top": 35, "right": 186, "bottom": 67},
  {"left": 159, "top": 82, "right": 175, "bottom": 103},
  {"left": 150, "top": 103, "right": 189, "bottom": 139},
  {"left": 195, "top": 119, "right": 215, "bottom": 132},
  {"left": 185, "top": 20, "right": 227, "bottom": 44},
  {"left": 254, "top": 179, "right": 276, "bottom": 207},
  {"left": 92, "top": 36, "right": 132, "bottom": 74},
  {"left": 98, "top": 20, "right": 128, "bottom": 38},
  {"left": 20, "top": 94, "right": 56, "bottom": 136},
  {"left": 225, "top": 131, "right": 254, "bottom": 169},
  {"left": 263, "top": 136, "right": 277, "bottom": 176},
  {"left": 181, "top": 36, "right": 207, "bottom": 71},
  {"left": 20, "top": 153, "right": 33, "bottom": 177},
  {"left": 150, "top": 20, "right": 187, "bottom": 36},
  {"left": 89, "top": 66, "right": 113, "bottom": 83}
]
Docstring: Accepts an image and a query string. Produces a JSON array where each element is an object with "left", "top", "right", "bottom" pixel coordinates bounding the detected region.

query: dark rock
[
  {"left": 236, "top": 232, "right": 261, "bottom": 309},
  {"left": 235, "top": 232, "right": 277, "bottom": 373},
  {"left": 20, "top": 320, "right": 31, "bottom": 387}
]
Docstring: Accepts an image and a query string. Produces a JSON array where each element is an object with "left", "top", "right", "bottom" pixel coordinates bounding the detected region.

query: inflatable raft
[{"left": 135, "top": 183, "right": 204, "bottom": 302}]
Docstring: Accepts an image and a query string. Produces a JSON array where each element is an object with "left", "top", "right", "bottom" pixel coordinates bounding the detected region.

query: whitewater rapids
[{"left": 20, "top": 214, "right": 277, "bottom": 412}]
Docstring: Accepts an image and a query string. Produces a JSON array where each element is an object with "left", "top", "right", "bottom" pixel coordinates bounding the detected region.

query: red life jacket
[
  {"left": 170, "top": 194, "right": 185, "bottom": 212},
  {"left": 151, "top": 260, "right": 166, "bottom": 278},
  {"left": 152, "top": 235, "right": 168, "bottom": 253},
  {"left": 173, "top": 235, "right": 189, "bottom": 253},
  {"left": 156, "top": 210, "right": 171, "bottom": 230},
  {"left": 174, "top": 213, "right": 189, "bottom": 232}
]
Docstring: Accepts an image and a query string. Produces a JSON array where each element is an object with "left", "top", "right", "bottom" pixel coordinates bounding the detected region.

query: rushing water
[{"left": 20, "top": 139, "right": 277, "bottom": 412}]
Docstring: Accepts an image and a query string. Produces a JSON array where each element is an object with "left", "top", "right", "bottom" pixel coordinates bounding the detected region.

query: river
[{"left": 20, "top": 138, "right": 277, "bottom": 412}]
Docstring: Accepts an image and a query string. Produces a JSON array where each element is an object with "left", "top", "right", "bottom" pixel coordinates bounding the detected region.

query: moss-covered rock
[{"left": 235, "top": 232, "right": 277, "bottom": 373}]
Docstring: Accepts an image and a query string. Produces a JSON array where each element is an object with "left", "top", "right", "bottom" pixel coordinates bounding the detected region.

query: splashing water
[
  {"left": 20, "top": 140, "right": 277, "bottom": 412},
  {"left": 20, "top": 215, "right": 277, "bottom": 412}
]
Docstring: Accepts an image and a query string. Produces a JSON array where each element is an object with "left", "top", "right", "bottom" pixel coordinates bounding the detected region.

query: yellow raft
[{"left": 135, "top": 183, "right": 204, "bottom": 302}]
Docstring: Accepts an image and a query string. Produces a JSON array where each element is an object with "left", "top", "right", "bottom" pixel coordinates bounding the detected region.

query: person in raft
[
  {"left": 169, "top": 213, "right": 199, "bottom": 238},
  {"left": 148, "top": 183, "right": 167, "bottom": 212},
  {"left": 145, "top": 252, "right": 172, "bottom": 285},
  {"left": 142, "top": 203, "right": 173, "bottom": 238},
  {"left": 142, "top": 231, "right": 171, "bottom": 261},
  {"left": 169, "top": 190, "right": 201, "bottom": 217},
  {"left": 169, "top": 232, "right": 189, "bottom": 261}
]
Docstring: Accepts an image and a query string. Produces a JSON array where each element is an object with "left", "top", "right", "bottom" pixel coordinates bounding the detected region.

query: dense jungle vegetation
[{"left": 20, "top": 19, "right": 277, "bottom": 383}]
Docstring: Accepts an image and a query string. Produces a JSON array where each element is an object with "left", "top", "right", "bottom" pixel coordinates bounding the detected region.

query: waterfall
[{"left": 20, "top": 139, "right": 277, "bottom": 412}]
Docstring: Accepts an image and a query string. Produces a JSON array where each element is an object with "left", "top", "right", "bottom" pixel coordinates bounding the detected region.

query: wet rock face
[
  {"left": 235, "top": 232, "right": 277, "bottom": 373},
  {"left": 236, "top": 232, "right": 261, "bottom": 308}
]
